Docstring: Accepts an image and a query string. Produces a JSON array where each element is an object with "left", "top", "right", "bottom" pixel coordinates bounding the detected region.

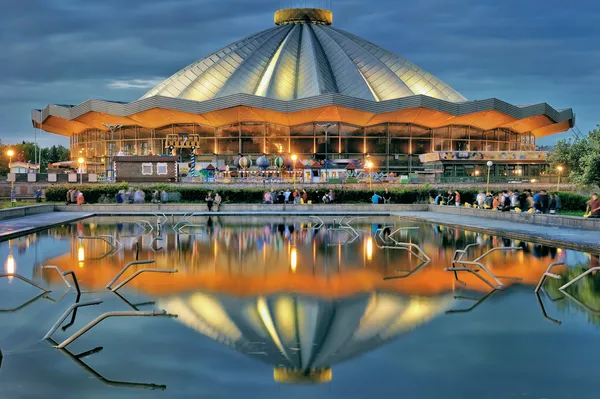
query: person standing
[
  {"left": 476, "top": 191, "right": 485, "bottom": 209},
  {"left": 214, "top": 193, "right": 222, "bottom": 211},
  {"left": 293, "top": 189, "right": 299, "bottom": 205},
  {"left": 328, "top": 189, "right": 335, "bottom": 203},
  {"left": 554, "top": 193, "right": 561, "bottom": 214},
  {"left": 454, "top": 191, "right": 461, "bottom": 207},
  {"left": 284, "top": 189, "right": 291, "bottom": 204},
  {"left": 70, "top": 188, "right": 78, "bottom": 204},
  {"left": 549, "top": 194, "right": 557, "bottom": 215},
  {"left": 301, "top": 190, "right": 308, "bottom": 204},
  {"left": 66, "top": 188, "right": 73, "bottom": 205},
  {"left": 160, "top": 190, "right": 168, "bottom": 203},
  {"left": 205, "top": 191, "right": 214, "bottom": 211},
  {"left": 446, "top": 190, "right": 455, "bottom": 206},
  {"left": 76, "top": 191, "right": 85, "bottom": 205},
  {"left": 371, "top": 192, "right": 382, "bottom": 204},
  {"left": 383, "top": 188, "right": 392, "bottom": 204},
  {"left": 586, "top": 193, "right": 600, "bottom": 218},
  {"left": 539, "top": 190, "right": 550, "bottom": 214}
]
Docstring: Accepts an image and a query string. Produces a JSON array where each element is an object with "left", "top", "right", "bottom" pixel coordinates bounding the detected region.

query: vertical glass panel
[
  {"left": 266, "top": 124, "right": 289, "bottom": 137},
  {"left": 432, "top": 126, "right": 449, "bottom": 138},
  {"left": 266, "top": 137, "right": 289, "bottom": 154},
  {"left": 366, "top": 138, "right": 387, "bottom": 154},
  {"left": 433, "top": 139, "right": 451, "bottom": 151},
  {"left": 217, "top": 124, "right": 239, "bottom": 138},
  {"left": 218, "top": 138, "right": 239, "bottom": 154},
  {"left": 412, "top": 139, "right": 431, "bottom": 154},
  {"left": 240, "top": 123, "right": 264, "bottom": 137},
  {"left": 470, "top": 141, "right": 484, "bottom": 151},
  {"left": 195, "top": 138, "right": 213, "bottom": 154},
  {"left": 485, "top": 129, "right": 497, "bottom": 141},
  {"left": 122, "top": 127, "right": 137, "bottom": 140},
  {"left": 469, "top": 127, "right": 484, "bottom": 140},
  {"left": 389, "top": 123, "right": 410, "bottom": 137},
  {"left": 390, "top": 138, "right": 410, "bottom": 154},
  {"left": 241, "top": 137, "right": 261, "bottom": 154},
  {"left": 339, "top": 137, "right": 364, "bottom": 154},
  {"left": 451, "top": 126, "right": 468, "bottom": 140},
  {"left": 316, "top": 123, "right": 340, "bottom": 136},
  {"left": 195, "top": 124, "right": 215, "bottom": 138},
  {"left": 365, "top": 124, "right": 386, "bottom": 137},
  {"left": 452, "top": 140, "right": 468, "bottom": 151},
  {"left": 290, "top": 137, "right": 314, "bottom": 154},
  {"left": 411, "top": 125, "right": 432, "bottom": 138},
  {"left": 290, "top": 123, "right": 314, "bottom": 136},
  {"left": 485, "top": 141, "right": 499, "bottom": 151}
]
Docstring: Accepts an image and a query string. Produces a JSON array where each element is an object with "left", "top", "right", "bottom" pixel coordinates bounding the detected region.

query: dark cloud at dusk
[{"left": 0, "top": 0, "right": 598, "bottom": 147}]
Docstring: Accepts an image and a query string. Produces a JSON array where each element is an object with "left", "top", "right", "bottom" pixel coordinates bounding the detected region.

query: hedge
[{"left": 44, "top": 184, "right": 589, "bottom": 211}]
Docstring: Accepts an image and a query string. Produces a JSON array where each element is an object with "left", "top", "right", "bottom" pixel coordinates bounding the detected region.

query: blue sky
[{"left": 0, "top": 0, "right": 598, "bottom": 147}]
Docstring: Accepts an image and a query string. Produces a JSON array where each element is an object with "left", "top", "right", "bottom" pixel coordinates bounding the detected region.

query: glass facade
[{"left": 71, "top": 123, "right": 536, "bottom": 172}]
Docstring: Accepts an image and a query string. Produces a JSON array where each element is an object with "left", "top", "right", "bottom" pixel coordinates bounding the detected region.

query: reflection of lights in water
[
  {"left": 257, "top": 297, "right": 287, "bottom": 357},
  {"left": 291, "top": 248, "right": 297, "bottom": 272},
  {"left": 5, "top": 253, "right": 15, "bottom": 281},
  {"left": 366, "top": 237, "right": 373, "bottom": 262},
  {"left": 78, "top": 246, "right": 85, "bottom": 268}
]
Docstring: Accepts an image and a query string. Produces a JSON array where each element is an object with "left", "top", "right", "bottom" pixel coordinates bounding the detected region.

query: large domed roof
[{"left": 142, "top": 8, "right": 466, "bottom": 103}]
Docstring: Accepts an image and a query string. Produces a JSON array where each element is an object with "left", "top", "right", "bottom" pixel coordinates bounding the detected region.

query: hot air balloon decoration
[{"left": 256, "top": 155, "right": 271, "bottom": 171}]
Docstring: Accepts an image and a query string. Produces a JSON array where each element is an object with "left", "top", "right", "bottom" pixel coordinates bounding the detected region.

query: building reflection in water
[
  {"left": 30, "top": 216, "right": 600, "bottom": 382},
  {"left": 158, "top": 290, "right": 453, "bottom": 383}
]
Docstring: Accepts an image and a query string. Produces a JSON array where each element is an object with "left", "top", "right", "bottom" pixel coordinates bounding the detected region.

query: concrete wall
[
  {"left": 428, "top": 205, "right": 600, "bottom": 231},
  {"left": 54, "top": 203, "right": 429, "bottom": 214},
  {"left": 0, "top": 204, "right": 55, "bottom": 221}
]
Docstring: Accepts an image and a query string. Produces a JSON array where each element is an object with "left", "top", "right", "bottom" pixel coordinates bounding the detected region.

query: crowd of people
[
  {"left": 65, "top": 188, "right": 85, "bottom": 205},
  {"left": 259, "top": 189, "right": 336, "bottom": 205},
  {"left": 432, "top": 189, "right": 591, "bottom": 215},
  {"left": 113, "top": 189, "right": 170, "bottom": 204}
]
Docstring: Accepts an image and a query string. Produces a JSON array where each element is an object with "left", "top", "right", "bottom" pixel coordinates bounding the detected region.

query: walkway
[
  {"left": 0, "top": 212, "right": 92, "bottom": 241},
  {"left": 396, "top": 211, "right": 600, "bottom": 253}
]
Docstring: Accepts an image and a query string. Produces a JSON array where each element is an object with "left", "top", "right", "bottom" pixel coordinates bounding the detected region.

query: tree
[
  {"left": 548, "top": 124, "right": 600, "bottom": 188},
  {"left": 0, "top": 142, "right": 71, "bottom": 174}
]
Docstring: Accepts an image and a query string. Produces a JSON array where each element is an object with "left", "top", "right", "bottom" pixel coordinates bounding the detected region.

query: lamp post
[
  {"left": 556, "top": 165, "right": 564, "bottom": 191},
  {"left": 77, "top": 157, "right": 85, "bottom": 184},
  {"left": 7, "top": 149, "right": 15, "bottom": 206},
  {"left": 365, "top": 155, "right": 373, "bottom": 191},
  {"left": 486, "top": 161, "right": 493, "bottom": 195},
  {"left": 291, "top": 154, "right": 297, "bottom": 190}
]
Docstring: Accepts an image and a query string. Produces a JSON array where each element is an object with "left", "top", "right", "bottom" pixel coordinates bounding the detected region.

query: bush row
[{"left": 44, "top": 184, "right": 589, "bottom": 211}]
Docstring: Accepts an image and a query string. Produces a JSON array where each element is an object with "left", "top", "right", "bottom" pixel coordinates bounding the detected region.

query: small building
[
  {"left": 113, "top": 156, "right": 178, "bottom": 182},
  {"left": 10, "top": 162, "right": 40, "bottom": 174}
]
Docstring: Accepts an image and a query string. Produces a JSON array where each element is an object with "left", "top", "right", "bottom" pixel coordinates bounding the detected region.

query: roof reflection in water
[{"left": 158, "top": 291, "right": 452, "bottom": 383}]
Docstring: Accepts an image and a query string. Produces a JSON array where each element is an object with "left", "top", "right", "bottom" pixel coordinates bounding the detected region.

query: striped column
[{"left": 190, "top": 151, "right": 196, "bottom": 178}]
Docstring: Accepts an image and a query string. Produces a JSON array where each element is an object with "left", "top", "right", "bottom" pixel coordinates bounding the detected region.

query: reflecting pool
[{"left": 0, "top": 216, "right": 599, "bottom": 399}]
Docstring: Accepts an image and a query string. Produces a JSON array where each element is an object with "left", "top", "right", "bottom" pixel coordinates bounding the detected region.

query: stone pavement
[
  {"left": 0, "top": 212, "right": 92, "bottom": 241},
  {"left": 395, "top": 211, "right": 600, "bottom": 253}
]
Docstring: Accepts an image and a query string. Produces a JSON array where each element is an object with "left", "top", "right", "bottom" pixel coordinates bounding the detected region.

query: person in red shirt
[{"left": 454, "top": 191, "right": 461, "bottom": 207}]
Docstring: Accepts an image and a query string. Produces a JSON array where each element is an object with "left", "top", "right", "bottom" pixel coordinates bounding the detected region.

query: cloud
[
  {"left": 0, "top": 0, "right": 598, "bottom": 145},
  {"left": 107, "top": 78, "right": 164, "bottom": 89}
]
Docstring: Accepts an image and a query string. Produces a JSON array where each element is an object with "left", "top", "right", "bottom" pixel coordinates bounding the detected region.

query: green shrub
[{"left": 42, "top": 184, "right": 590, "bottom": 209}]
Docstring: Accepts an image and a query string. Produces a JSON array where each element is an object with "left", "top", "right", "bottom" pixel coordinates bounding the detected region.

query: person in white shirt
[{"left": 476, "top": 191, "right": 486, "bottom": 208}]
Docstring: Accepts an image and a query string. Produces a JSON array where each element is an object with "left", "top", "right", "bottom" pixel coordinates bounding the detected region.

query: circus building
[{"left": 31, "top": 7, "right": 574, "bottom": 181}]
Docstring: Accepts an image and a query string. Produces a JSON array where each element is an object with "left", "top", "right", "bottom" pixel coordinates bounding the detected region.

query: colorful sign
[{"left": 419, "top": 151, "right": 548, "bottom": 163}]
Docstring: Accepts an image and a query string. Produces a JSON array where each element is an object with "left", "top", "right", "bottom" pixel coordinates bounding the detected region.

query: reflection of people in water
[
  {"left": 207, "top": 217, "right": 214, "bottom": 235},
  {"left": 278, "top": 224, "right": 285, "bottom": 235}
]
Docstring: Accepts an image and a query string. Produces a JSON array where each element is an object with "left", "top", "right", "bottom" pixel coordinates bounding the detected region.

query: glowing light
[
  {"left": 291, "top": 248, "right": 297, "bottom": 272},
  {"left": 6, "top": 149, "right": 14, "bottom": 157},
  {"left": 78, "top": 246, "right": 85, "bottom": 268},
  {"left": 77, "top": 157, "right": 85, "bottom": 165},
  {"left": 291, "top": 154, "right": 297, "bottom": 161},
  {"left": 365, "top": 161, "right": 373, "bottom": 169},
  {"left": 5, "top": 253, "right": 15, "bottom": 280},
  {"left": 474, "top": 170, "right": 480, "bottom": 176},
  {"left": 530, "top": 179, "right": 537, "bottom": 183},
  {"left": 366, "top": 237, "right": 373, "bottom": 261},
  {"left": 557, "top": 165, "right": 564, "bottom": 173},
  {"left": 257, "top": 297, "right": 289, "bottom": 359},
  {"left": 255, "top": 34, "right": 289, "bottom": 97}
]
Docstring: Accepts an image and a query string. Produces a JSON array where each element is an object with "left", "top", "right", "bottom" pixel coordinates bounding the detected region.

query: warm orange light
[
  {"left": 290, "top": 248, "right": 297, "bottom": 273},
  {"left": 77, "top": 157, "right": 85, "bottom": 165},
  {"left": 366, "top": 237, "right": 373, "bottom": 262},
  {"left": 6, "top": 149, "right": 14, "bottom": 158},
  {"left": 365, "top": 161, "right": 373, "bottom": 169},
  {"left": 291, "top": 154, "right": 297, "bottom": 161},
  {"left": 474, "top": 170, "right": 480, "bottom": 176},
  {"left": 530, "top": 179, "right": 537, "bottom": 183},
  {"left": 78, "top": 246, "right": 85, "bottom": 267},
  {"left": 557, "top": 165, "right": 564, "bottom": 173}
]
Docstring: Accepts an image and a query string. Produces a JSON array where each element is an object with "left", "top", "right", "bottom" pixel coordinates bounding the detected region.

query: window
[
  {"left": 142, "top": 163, "right": 153, "bottom": 175},
  {"left": 157, "top": 163, "right": 168, "bottom": 175}
]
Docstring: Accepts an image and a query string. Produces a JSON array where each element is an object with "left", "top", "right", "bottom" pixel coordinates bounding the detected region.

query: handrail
[
  {"left": 559, "top": 267, "right": 600, "bottom": 291},
  {"left": 78, "top": 236, "right": 118, "bottom": 251},
  {"left": 447, "top": 245, "right": 522, "bottom": 289},
  {"left": 0, "top": 273, "right": 50, "bottom": 292},
  {"left": 0, "top": 291, "right": 48, "bottom": 313},
  {"left": 443, "top": 266, "right": 498, "bottom": 289},
  {"left": 149, "top": 237, "right": 163, "bottom": 251},
  {"left": 99, "top": 234, "right": 122, "bottom": 248},
  {"left": 177, "top": 223, "right": 205, "bottom": 234},
  {"left": 105, "top": 260, "right": 156, "bottom": 289},
  {"left": 46, "top": 338, "right": 167, "bottom": 390},
  {"left": 446, "top": 289, "right": 497, "bottom": 314},
  {"left": 55, "top": 310, "right": 177, "bottom": 349},
  {"left": 153, "top": 213, "right": 168, "bottom": 225},
  {"left": 113, "top": 291, "right": 155, "bottom": 311},
  {"left": 534, "top": 262, "right": 565, "bottom": 293},
  {"left": 383, "top": 260, "right": 430, "bottom": 280},
  {"left": 138, "top": 220, "right": 154, "bottom": 233},
  {"left": 43, "top": 300, "right": 104, "bottom": 339},
  {"left": 388, "top": 226, "right": 419, "bottom": 239},
  {"left": 42, "top": 265, "right": 73, "bottom": 288},
  {"left": 110, "top": 269, "right": 178, "bottom": 292},
  {"left": 535, "top": 291, "right": 561, "bottom": 325}
]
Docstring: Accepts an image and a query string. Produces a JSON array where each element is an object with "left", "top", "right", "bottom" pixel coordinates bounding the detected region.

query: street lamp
[
  {"left": 77, "top": 157, "right": 85, "bottom": 184},
  {"left": 365, "top": 156, "right": 373, "bottom": 191},
  {"left": 7, "top": 149, "right": 15, "bottom": 206},
  {"left": 291, "top": 154, "right": 297, "bottom": 190},
  {"left": 556, "top": 165, "right": 564, "bottom": 191},
  {"left": 486, "top": 161, "right": 493, "bottom": 195}
]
